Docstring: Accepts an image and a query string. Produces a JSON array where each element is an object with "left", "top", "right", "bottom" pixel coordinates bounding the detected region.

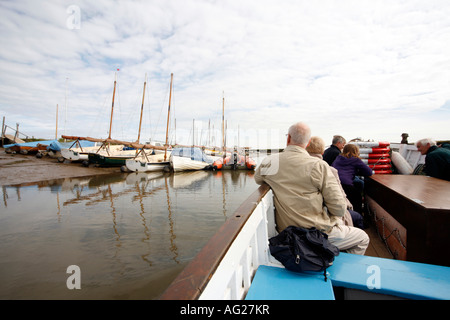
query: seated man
[
  {"left": 255, "top": 122, "right": 369, "bottom": 255},
  {"left": 323, "top": 135, "right": 346, "bottom": 166},
  {"left": 416, "top": 138, "right": 450, "bottom": 181}
]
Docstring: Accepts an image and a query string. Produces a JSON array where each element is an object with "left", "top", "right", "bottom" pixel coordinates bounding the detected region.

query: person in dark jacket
[
  {"left": 323, "top": 135, "right": 346, "bottom": 166},
  {"left": 416, "top": 138, "right": 450, "bottom": 181},
  {"left": 332, "top": 144, "right": 373, "bottom": 213}
]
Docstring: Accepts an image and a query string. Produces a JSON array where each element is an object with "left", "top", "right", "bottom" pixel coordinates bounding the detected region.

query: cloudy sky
[{"left": 1, "top": 0, "right": 449, "bottom": 149}]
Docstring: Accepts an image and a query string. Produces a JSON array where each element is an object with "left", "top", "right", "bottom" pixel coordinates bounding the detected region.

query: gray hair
[
  {"left": 416, "top": 138, "right": 436, "bottom": 147},
  {"left": 332, "top": 135, "right": 346, "bottom": 145},
  {"left": 288, "top": 122, "right": 311, "bottom": 146}
]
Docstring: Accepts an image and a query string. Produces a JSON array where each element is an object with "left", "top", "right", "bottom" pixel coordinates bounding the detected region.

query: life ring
[
  {"left": 369, "top": 164, "right": 392, "bottom": 170},
  {"left": 374, "top": 169, "right": 392, "bottom": 174},
  {"left": 359, "top": 147, "right": 390, "bottom": 154},
  {"left": 360, "top": 153, "right": 390, "bottom": 159},
  {"left": 351, "top": 141, "right": 390, "bottom": 148},
  {"left": 363, "top": 158, "right": 388, "bottom": 164},
  {"left": 366, "top": 158, "right": 391, "bottom": 164}
]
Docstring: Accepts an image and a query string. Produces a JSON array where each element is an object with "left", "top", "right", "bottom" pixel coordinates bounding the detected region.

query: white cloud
[{"left": 0, "top": 0, "right": 449, "bottom": 148}]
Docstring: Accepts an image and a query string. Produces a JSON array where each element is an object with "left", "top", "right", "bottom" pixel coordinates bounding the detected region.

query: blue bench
[
  {"left": 328, "top": 252, "right": 450, "bottom": 300},
  {"left": 245, "top": 265, "right": 335, "bottom": 300},
  {"left": 246, "top": 253, "right": 450, "bottom": 300}
]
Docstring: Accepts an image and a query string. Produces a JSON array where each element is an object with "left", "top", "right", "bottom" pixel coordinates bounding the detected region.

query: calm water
[{"left": 0, "top": 169, "right": 260, "bottom": 299}]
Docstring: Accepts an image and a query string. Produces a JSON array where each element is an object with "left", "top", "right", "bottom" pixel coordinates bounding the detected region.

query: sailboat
[
  {"left": 125, "top": 73, "right": 173, "bottom": 172},
  {"left": 168, "top": 118, "right": 216, "bottom": 172},
  {"left": 60, "top": 136, "right": 105, "bottom": 162},
  {"left": 87, "top": 73, "right": 159, "bottom": 167},
  {"left": 169, "top": 146, "right": 214, "bottom": 172},
  {"left": 210, "top": 93, "right": 256, "bottom": 170},
  {"left": 61, "top": 73, "right": 128, "bottom": 164}
]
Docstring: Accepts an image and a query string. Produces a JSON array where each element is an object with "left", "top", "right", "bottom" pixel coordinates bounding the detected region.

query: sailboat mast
[
  {"left": 108, "top": 72, "right": 117, "bottom": 140},
  {"left": 55, "top": 104, "right": 58, "bottom": 140},
  {"left": 137, "top": 73, "right": 147, "bottom": 144},
  {"left": 222, "top": 92, "right": 225, "bottom": 157},
  {"left": 164, "top": 73, "right": 173, "bottom": 161}
]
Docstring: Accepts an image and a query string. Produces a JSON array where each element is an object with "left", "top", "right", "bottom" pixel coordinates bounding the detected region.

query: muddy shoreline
[{"left": 0, "top": 148, "right": 120, "bottom": 186}]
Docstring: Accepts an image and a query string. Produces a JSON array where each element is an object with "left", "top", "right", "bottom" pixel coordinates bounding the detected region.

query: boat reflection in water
[{"left": 0, "top": 170, "right": 258, "bottom": 299}]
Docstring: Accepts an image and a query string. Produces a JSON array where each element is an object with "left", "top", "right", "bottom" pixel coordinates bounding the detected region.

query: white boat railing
[
  {"left": 160, "top": 183, "right": 277, "bottom": 300},
  {"left": 199, "top": 188, "right": 277, "bottom": 299}
]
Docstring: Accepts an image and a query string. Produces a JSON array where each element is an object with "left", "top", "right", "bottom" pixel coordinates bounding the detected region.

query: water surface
[{"left": 0, "top": 170, "right": 259, "bottom": 299}]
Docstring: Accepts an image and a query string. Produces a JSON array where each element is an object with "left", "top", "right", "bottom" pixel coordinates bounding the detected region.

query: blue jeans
[{"left": 348, "top": 209, "right": 364, "bottom": 229}]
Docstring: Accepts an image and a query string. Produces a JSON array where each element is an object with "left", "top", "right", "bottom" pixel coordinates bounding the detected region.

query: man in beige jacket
[{"left": 255, "top": 122, "right": 369, "bottom": 255}]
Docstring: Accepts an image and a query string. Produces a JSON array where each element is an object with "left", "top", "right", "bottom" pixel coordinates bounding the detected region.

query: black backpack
[{"left": 269, "top": 226, "right": 339, "bottom": 281}]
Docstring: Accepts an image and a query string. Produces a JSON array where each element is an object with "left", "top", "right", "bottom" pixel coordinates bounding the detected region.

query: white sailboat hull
[
  {"left": 170, "top": 155, "right": 210, "bottom": 172},
  {"left": 61, "top": 145, "right": 125, "bottom": 161},
  {"left": 61, "top": 146, "right": 100, "bottom": 161},
  {"left": 125, "top": 153, "right": 170, "bottom": 172}
]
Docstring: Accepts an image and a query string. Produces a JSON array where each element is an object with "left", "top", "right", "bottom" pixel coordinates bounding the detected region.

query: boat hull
[
  {"left": 88, "top": 152, "right": 136, "bottom": 166},
  {"left": 125, "top": 157, "right": 170, "bottom": 172},
  {"left": 62, "top": 145, "right": 125, "bottom": 162},
  {"left": 61, "top": 148, "right": 89, "bottom": 161},
  {"left": 170, "top": 156, "right": 210, "bottom": 172}
]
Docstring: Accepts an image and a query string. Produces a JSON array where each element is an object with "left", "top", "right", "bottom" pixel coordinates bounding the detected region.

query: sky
[{"left": 1, "top": 0, "right": 449, "bottom": 149}]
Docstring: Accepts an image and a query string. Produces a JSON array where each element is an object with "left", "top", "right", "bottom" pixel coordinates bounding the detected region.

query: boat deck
[
  {"left": 364, "top": 221, "right": 394, "bottom": 259},
  {"left": 160, "top": 182, "right": 449, "bottom": 300}
]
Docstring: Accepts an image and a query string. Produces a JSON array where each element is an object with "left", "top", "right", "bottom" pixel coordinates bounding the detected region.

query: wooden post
[{"left": 15, "top": 123, "right": 19, "bottom": 140}]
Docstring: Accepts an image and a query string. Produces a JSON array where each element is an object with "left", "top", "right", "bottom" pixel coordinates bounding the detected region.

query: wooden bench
[{"left": 245, "top": 265, "right": 335, "bottom": 300}]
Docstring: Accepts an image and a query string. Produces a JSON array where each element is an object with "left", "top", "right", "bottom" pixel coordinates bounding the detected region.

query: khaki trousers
[{"left": 327, "top": 222, "right": 370, "bottom": 255}]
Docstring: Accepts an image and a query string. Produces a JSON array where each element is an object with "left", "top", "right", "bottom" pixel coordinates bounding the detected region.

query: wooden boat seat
[
  {"left": 327, "top": 252, "right": 450, "bottom": 300},
  {"left": 245, "top": 265, "right": 335, "bottom": 300}
]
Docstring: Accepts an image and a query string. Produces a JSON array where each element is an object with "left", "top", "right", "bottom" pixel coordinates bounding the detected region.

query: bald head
[{"left": 287, "top": 122, "right": 311, "bottom": 147}]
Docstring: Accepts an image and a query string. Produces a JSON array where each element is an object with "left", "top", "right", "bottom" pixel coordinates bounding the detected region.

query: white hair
[
  {"left": 288, "top": 122, "right": 311, "bottom": 146},
  {"left": 416, "top": 138, "right": 436, "bottom": 147}
]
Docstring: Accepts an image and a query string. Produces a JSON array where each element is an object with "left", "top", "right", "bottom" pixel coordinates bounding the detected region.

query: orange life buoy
[
  {"left": 369, "top": 164, "right": 392, "bottom": 170},
  {"left": 374, "top": 169, "right": 392, "bottom": 174}
]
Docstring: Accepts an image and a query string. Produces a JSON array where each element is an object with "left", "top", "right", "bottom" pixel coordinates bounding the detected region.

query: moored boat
[
  {"left": 212, "top": 151, "right": 256, "bottom": 170},
  {"left": 59, "top": 136, "right": 107, "bottom": 162},
  {"left": 87, "top": 149, "right": 137, "bottom": 166},
  {"left": 124, "top": 73, "right": 173, "bottom": 172},
  {"left": 125, "top": 153, "right": 170, "bottom": 172},
  {"left": 4, "top": 140, "right": 53, "bottom": 154},
  {"left": 169, "top": 147, "right": 214, "bottom": 172}
]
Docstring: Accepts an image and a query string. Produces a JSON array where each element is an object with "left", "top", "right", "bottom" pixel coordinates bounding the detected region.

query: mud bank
[{"left": 0, "top": 149, "right": 119, "bottom": 186}]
